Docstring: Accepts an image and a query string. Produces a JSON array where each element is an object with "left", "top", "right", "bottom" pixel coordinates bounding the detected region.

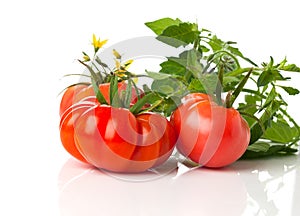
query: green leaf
[
  {"left": 241, "top": 142, "right": 298, "bottom": 159},
  {"left": 257, "top": 69, "right": 286, "bottom": 87},
  {"left": 188, "top": 78, "right": 206, "bottom": 93},
  {"left": 247, "top": 142, "right": 271, "bottom": 152},
  {"left": 145, "top": 70, "right": 171, "bottom": 80},
  {"left": 78, "top": 60, "right": 102, "bottom": 84},
  {"left": 151, "top": 77, "right": 185, "bottom": 96},
  {"left": 222, "top": 76, "right": 240, "bottom": 92},
  {"left": 152, "top": 96, "right": 181, "bottom": 117},
  {"left": 123, "top": 80, "right": 132, "bottom": 109},
  {"left": 159, "top": 60, "right": 186, "bottom": 76},
  {"left": 280, "top": 63, "right": 300, "bottom": 72},
  {"left": 145, "top": 17, "right": 181, "bottom": 35},
  {"left": 188, "top": 74, "right": 218, "bottom": 94},
  {"left": 200, "top": 45, "right": 210, "bottom": 52},
  {"left": 278, "top": 85, "right": 300, "bottom": 95},
  {"left": 91, "top": 78, "right": 107, "bottom": 104},
  {"left": 207, "top": 35, "right": 223, "bottom": 52},
  {"left": 169, "top": 50, "right": 199, "bottom": 67},
  {"left": 160, "top": 49, "right": 203, "bottom": 80},
  {"left": 263, "top": 120, "right": 299, "bottom": 143},
  {"left": 78, "top": 60, "right": 107, "bottom": 104},
  {"left": 186, "top": 49, "right": 203, "bottom": 78},
  {"left": 238, "top": 94, "right": 260, "bottom": 123},
  {"left": 249, "top": 100, "right": 282, "bottom": 144},
  {"left": 129, "top": 92, "right": 161, "bottom": 114},
  {"left": 258, "top": 86, "right": 277, "bottom": 112},
  {"left": 249, "top": 123, "right": 266, "bottom": 145},
  {"left": 158, "top": 23, "right": 199, "bottom": 47},
  {"left": 223, "top": 76, "right": 240, "bottom": 85},
  {"left": 110, "top": 75, "right": 121, "bottom": 107}
]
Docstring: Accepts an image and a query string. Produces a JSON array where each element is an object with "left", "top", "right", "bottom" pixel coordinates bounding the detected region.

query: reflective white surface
[{"left": 58, "top": 155, "right": 300, "bottom": 216}]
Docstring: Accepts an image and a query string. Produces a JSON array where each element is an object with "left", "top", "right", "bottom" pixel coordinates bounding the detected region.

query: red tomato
[
  {"left": 171, "top": 93, "right": 250, "bottom": 168},
  {"left": 73, "top": 105, "right": 176, "bottom": 173},
  {"left": 59, "top": 84, "right": 89, "bottom": 117},
  {"left": 59, "top": 82, "right": 145, "bottom": 165},
  {"left": 59, "top": 98, "right": 97, "bottom": 163},
  {"left": 181, "top": 92, "right": 212, "bottom": 104},
  {"left": 59, "top": 82, "right": 143, "bottom": 117}
]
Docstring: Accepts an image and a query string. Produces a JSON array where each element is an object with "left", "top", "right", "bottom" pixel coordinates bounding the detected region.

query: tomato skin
[
  {"left": 181, "top": 92, "right": 212, "bottom": 104},
  {"left": 171, "top": 94, "right": 250, "bottom": 168},
  {"left": 130, "top": 113, "right": 176, "bottom": 169},
  {"left": 74, "top": 105, "right": 176, "bottom": 173},
  {"left": 170, "top": 93, "right": 215, "bottom": 132},
  {"left": 59, "top": 84, "right": 89, "bottom": 117},
  {"left": 59, "top": 99, "right": 96, "bottom": 163}
]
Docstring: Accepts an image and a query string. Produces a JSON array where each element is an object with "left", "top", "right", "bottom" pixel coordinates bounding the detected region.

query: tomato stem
[
  {"left": 216, "top": 65, "right": 224, "bottom": 106},
  {"left": 78, "top": 59, "right": 108, "bottom": 104},
  {"left": 225, "top": 91, "right": 232, "bottom": 108},
  {"left": 129, "top": 92, "right": 161, "bottom": 114},
  {"left": 226, "top": 68, "right": 253, "bottom": 108},
  {"left": 110, "top": 75, "right": 122, "bottom": 107}
]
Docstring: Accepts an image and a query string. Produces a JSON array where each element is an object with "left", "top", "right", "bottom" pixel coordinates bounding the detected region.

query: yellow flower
[
  {"left": 92, "top": 34, "right": 108, "bottom": 53},
  {"left": 116, "top": 59, "right": 133, "bottom": 72},
  {"left": 114, "top": 59, "right": 134, "bottom": 77},
  {"left": 82, "top": 52, "right": 90, "bottom": 62},
  {"left": 123, "top": 59, "right": 133, "bottom": 70},
  {"left": 112, "top": 49, "right": 121, "bottom": 59},
  {"left": 115, "top": 59, "right": 121, "bottom": 70}
]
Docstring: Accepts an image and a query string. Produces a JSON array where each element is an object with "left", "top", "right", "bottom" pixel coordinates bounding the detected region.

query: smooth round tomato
[
  {"left": 59, "top": 82, "right": 143, "bottom": 117},
  {"left": 171, "top": 93, "right": 250, "bottom": 168},
  {"left": 73, "top": 105, "right": 176, "bottom": 173}
]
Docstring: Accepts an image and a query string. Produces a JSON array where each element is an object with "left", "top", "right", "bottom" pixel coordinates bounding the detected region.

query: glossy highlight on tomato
[
  {"left": 59, "top": 84, "right": 89, "bottom": 117},
  {"left": 171, "top": 93, "right": 250, "bottom": 168},
  {"left": 59, "top": 98, "right": 97, "bottom": 163}
]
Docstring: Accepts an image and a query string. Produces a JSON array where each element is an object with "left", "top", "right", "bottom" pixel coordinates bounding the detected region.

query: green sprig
[{"left": 145, "top": 17, "right": 300, "bottom": 158}]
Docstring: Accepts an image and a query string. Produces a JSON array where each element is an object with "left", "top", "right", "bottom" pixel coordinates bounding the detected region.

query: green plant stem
[
  {"left": 226, "top": 67, "right": 255, "bottom": 76},
  {"left": 209, "top": 50, "right": 241, "bottom": 68},
  {"left": 227, "top": 68, "right": 253, "bottom": 108},
  {"left": 216, "top": 65, "right": 224, "bottom": 106}
]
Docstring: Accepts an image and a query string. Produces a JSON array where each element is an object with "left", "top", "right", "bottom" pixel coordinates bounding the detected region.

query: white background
[{"left": 0, "top": 0, "right": 299, "bottom": 215}]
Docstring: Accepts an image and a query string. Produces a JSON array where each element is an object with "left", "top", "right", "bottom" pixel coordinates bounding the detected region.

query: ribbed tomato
[{"left": 73, "top": 105, "right": 176, "bottom": 173}]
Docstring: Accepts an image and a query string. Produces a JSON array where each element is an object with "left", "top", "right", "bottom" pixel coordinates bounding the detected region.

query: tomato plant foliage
[{"left": 145, "top": 17, "right": 300, "bottom": 158}]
